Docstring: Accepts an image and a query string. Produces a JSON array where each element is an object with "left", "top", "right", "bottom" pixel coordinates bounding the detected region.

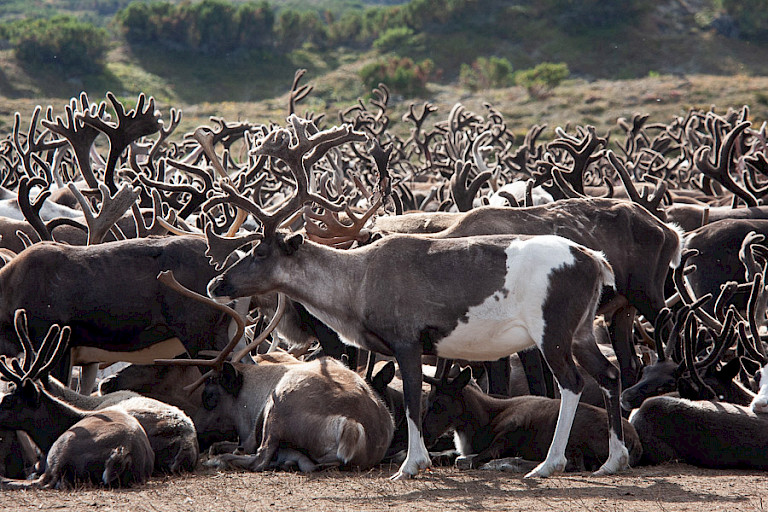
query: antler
[
  {"left": 0, "top": 310, "right": 70, "bottom": 385},
  {"left": 41, "top": 92, "right": 106, "bottom": 188},
  {"left": 77, "top": 92, "right": 163, "bottom": 194},
  {"left": 201, "top": 116, "right": 367, "bottom": 267},
  {"left": 693, "top": 119, "right": 757, "bottom": 207},
  {"left": 608, "top": 150, "right": 667, "bottom": 217},
  {"left": 153, "top": 270, "right": 285, "bottom": 392},
  {"left": 67, "top": 182, "right": 141, "bottom": 245}
]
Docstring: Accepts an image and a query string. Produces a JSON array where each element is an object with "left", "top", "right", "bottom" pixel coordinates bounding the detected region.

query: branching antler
[{"left": 77, "top": 92, "right": 163, "bottom": 194}]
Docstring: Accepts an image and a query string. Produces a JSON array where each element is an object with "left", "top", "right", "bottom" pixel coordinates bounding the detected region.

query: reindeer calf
[{"left": 422, "top": 368, "right": 643, "bottom": 472}]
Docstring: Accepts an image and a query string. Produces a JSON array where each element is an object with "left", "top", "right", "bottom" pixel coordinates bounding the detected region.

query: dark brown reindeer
[
  {"left": 0, "top": 234, "right": 234, "bottom": 388},
  {"left": 629, "top": 395, "right": 768, "bottom": 469},
  {"left": 205, "top": 115, "right": 630, "bottom": 479},
  {"left": 0, "top": 314, "right": 154, "bottom": 489},
  {"left": 421, "top": 367, "right": 643, "bottom": 472}
]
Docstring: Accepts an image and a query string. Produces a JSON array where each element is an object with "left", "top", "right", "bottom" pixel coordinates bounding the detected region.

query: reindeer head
[
  {"left": 0, "top": 310, "right": 70, "bottom": 429},
  {"left": 207, "top": 233, "right": 304, "bottom": 302}
]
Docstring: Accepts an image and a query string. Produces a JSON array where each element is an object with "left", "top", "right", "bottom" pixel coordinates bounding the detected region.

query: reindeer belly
[{"left": 435, "top": 318, "right": 535, "bottom": 361}]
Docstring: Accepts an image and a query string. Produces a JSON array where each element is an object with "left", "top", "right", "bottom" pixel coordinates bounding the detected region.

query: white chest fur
[{"left": 434, "top": 236, "right": 575, "bottom": 361}]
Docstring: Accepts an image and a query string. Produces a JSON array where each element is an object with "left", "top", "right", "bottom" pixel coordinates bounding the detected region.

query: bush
[
  {"left": 515, "top": 62, "right": 569, "bottom": 99},
  {"left": 722, "top": 0, "right": 768, "bottom": 42},
  {"left": 115, "top": 0, "right": 275, "bottom": 54},
  {"left": 459, "top": 56, "right": 513, "bottom": 91},
  {"left": 359, "top": 56, "right": 434, "bottom": 96},
  {"left": 2, "top": 15, "right": 109, "bottom": 75},
  {"left": 537, "top": 0, "right": 641, "bottom": 33},
  {"left": 373, "top": 26, "right": 416, "bottom": 53}
]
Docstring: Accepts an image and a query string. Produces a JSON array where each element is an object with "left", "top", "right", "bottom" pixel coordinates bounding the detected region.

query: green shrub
[
  {"left": 115, "top": 0, "right": 275, "bottom": 54},
  {"left": 722, "top": 0, "right": 768, "bottom": 42},
  {"left": 373, "top": 26, "right": 416, "bottom": 53},
  {"left": 359, "top": 56, "right": 434, "bottom": 96},
  {"left": 2, "top": 15, "right": 109, "bottom": 75},
  {"left": 537, "top": 0, "right": 641, "bottom": 33},
  {"left": 515, "top": 62, "right": 569, "bottom": 99},
  {"left": 459, "top": 56, "right": 513, "bottom": 91}
]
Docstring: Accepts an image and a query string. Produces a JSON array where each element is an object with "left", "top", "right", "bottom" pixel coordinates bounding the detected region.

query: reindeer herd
[{"left": 0, "top": 69, "right": 768, "bottom": 488}]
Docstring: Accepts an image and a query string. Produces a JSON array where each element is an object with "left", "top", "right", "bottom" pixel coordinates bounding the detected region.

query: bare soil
[{"left": 3, "top": 462, "right": 768, "bottom": 512}]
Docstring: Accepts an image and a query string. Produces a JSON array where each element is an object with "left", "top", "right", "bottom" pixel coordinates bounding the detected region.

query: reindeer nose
[
  {"left": 207, "top": 276, "right": 227, "bottom": 299},
  {"left": 752, "top": 397, "right": 768, "bottom": 414}
]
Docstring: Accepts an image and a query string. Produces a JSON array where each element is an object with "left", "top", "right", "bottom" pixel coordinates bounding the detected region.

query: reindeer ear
[
  {"left": 453, "top": 367, "right": 473, "bottom": 390},
  {"left": 283, "top": 233, "right": 304, "bottom": 255},
  {"left": 720, "top": 357, "right": 742, "bottom": 381},
  {"left": 19, "top": 379, "right": 40, "bottom": 406},
  {"left": 372, "top": 361, "right": 395, "bottom": 391},
  {"left": 220, "top": 362, "right": 244, "bottom": 397}
]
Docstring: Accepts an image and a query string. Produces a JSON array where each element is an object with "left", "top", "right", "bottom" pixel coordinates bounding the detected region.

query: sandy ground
[{"left": 2, "top": 462, "right": 767, "bottom": 512}]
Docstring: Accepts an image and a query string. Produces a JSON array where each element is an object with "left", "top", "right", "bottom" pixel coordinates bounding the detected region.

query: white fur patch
[
  {"left": 488, "top": 182, "right": 554, "bottom": 207},
  {"left": 435, "top": 236, "right": 576, "bottom": 361},
  {"left": 525, "top": 386, "right": 580, "bottom": 478},
  {"left": 751, "top": 364, "right": 768, "bottom": 414},
  {"left": 391, "top": 414, "right": 432, "bottom": 480}
]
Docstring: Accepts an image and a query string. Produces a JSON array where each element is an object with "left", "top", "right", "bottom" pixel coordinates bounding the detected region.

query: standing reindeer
[{"left": 204, "top": 116, "right": 630, "bottom": 479}]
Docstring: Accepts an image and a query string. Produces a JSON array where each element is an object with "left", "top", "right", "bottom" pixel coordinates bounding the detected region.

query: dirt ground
[{"left": 2, "top": 462, "right": 768, "bottom": 512}]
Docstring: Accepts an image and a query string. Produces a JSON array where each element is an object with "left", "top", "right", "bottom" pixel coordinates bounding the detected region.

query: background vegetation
[{"left": 2, "top": 0, "right": 768, "bottom": 138}]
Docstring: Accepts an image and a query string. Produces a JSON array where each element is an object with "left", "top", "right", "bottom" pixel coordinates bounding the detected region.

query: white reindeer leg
[
  {"left": 391, "top": 350, "right": 431, "bottom": 480},
  {"left": 525, "top": 387, "right": 581, "bottom": 478}
]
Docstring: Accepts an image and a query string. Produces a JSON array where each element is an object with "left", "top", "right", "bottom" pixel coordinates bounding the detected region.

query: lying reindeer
[
  {"left": 197, "top": 355, "right": 393, "bottom": 472},
  {"left": 0, "top": 317, "right": 154, "bottom": 488},
  {"left": 422, "top": 368, "right": 643, "bottom": 472},
  {"left": 630, "top": 395, "right": 768, "bottom": 469},
  {"left": 0, "top": 310, "right": 197, "bottom": 476}
]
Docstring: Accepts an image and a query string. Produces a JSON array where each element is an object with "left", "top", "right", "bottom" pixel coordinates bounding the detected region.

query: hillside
[{"left": 1, "top": 0, "right": 768, "bottom": 140}]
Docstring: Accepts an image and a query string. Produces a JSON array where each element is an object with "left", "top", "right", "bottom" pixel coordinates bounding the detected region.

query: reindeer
[
  {"left": 630, "top": 395, "right": 768, "bottom": 469},
  {"left": 203, "top": 116, "right": 630, "bottom": 479},
  {"left": 0, "top": 234, "right": 238, "bottom": 391},
  {"left": 421, "top": 367, "right": 643, "bottom": 472},
  {"left": 196, "top": 355, "right": 394, "bottom": 472},
  {"left": 0, "top": 315, "right": 154, "bottom": 489},
  {"left": 0, "top": 310, "right": 198, "bottom": 475}
]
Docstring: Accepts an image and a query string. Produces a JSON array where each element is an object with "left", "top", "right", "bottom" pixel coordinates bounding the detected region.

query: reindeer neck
[
  {"left": 29, "top": 389, "right": 88, "bottom": 452},
  {"left": 451, "top": 384, "right": 509, "bottom": 449},
  {"left": 277, "top": 242, "right": 367, "bottom": 325},
  {"left": 42, "top": 376, "right": 110, "bottom": 410}
]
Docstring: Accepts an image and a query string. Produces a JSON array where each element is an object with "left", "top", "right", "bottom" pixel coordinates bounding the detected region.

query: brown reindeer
[{"left": 421, "top": 367, "right": 643, "bottom": 472}]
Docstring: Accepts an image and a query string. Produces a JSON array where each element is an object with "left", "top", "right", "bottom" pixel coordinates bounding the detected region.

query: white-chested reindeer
[{"left": 203, "top": 115, "right": 630, "bottom": 479}]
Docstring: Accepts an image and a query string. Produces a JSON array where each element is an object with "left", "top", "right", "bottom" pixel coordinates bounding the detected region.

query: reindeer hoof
[
  {"left": 455, "top": 455, "right": 477, "bottom": 470},
  {"left": 391, "top": 456, "right": 431, "bottom": 480},
  {"left": 524, "top": 458, "right": 566, "bottom": 478}
]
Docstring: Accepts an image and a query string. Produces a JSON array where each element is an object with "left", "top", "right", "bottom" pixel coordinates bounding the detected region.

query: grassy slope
[{"left": 2, "top": 0, "right": 768, "bottom": 141}]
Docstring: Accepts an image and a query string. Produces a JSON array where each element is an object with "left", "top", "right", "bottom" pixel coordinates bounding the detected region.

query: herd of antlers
[{"left": 1, "top": 67, "right": 768, "bottom": 482}]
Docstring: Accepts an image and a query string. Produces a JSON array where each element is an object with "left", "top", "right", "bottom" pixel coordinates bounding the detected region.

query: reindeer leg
[
  {"left": 526, "top": 340, "right": 583, "bottom": 478},
  {"left": 391, "top": 345, "right": 431, "bottom": 480},
  {"left": 78, "top": 363, "right": 99, "bottom": 394},
  {"left": 572, "top": 329, "right": 630, "bottom": 476},
  {"left": 608, "top": 305, "right": 640, "bottom": 392}
]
